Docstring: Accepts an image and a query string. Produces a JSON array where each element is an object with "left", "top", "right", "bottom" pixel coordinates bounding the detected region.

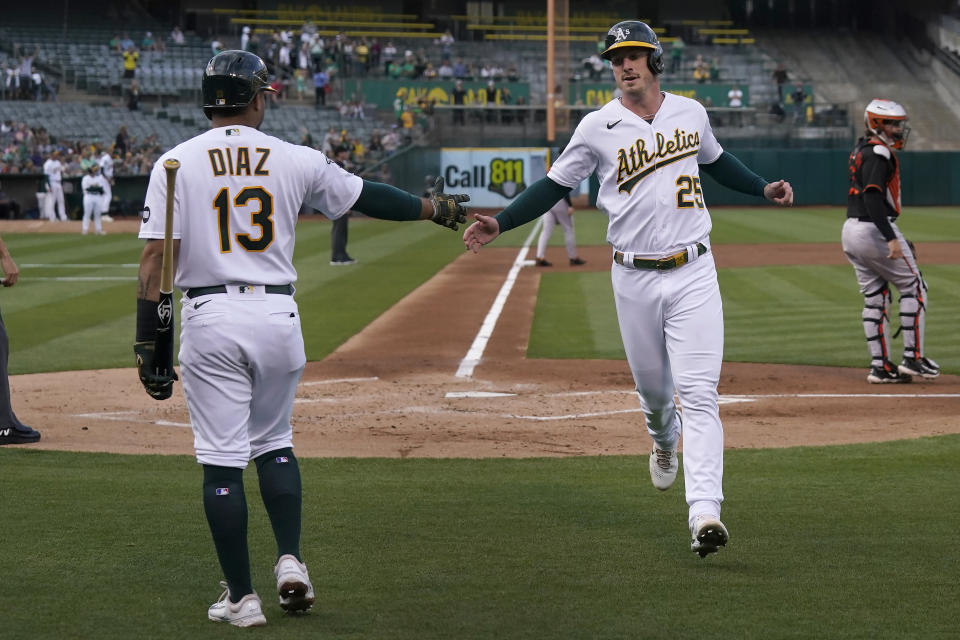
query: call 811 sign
[{"left": 439, "top": 148, "right": 549, "bottom": 207}]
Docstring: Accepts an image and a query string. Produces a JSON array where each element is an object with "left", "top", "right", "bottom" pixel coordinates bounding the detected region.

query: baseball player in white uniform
[
  {"left": 464, "top": 21, "right": 794, "bottom": 557},
  {"left": 534, "top": 193, "right": 586, "bottom": 267},
  {"left": 134, "top": 50, "right": 467, "bottom": 627},
  {"left": 42, "top": 150, "right": 67, "bottom": 221},
  {"left": 97, "top": 148, "right": 114, "bottom": 217},
  {"left": 80, "top": 164, "right": 109, "bottom": 235}
]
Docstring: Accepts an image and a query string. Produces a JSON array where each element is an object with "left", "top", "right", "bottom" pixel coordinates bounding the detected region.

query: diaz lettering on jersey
[
  {"left": 616, "top": 128, "right": 700, "bottom": 194},
  {"left": 207, "top": 147, "right": 271, "bottom": 177}
]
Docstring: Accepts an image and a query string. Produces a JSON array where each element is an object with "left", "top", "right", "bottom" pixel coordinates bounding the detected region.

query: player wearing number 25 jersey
[
  {"left": 135, "top": 50, "right": 467, "bottom": 627},
  {"left": 464, "top": 21, "right": 794, "bottom": 557}
]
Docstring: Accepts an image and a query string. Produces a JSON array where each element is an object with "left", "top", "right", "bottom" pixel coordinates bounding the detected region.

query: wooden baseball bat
[{"left": 153, "top": 158, "right": 180, "bottom": 377}]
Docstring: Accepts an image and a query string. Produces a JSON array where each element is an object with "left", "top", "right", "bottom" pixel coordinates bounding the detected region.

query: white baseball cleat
[
  {"left": 274, "top": 554, "right": 315, "bottom": 612},
  {"left": 690, "top": 515, "right": 729, "bottom": 558},
  {"left": 649, "top": 446, "right": 678, "bottom": 490},
  {"left": 207, "top": 581, "right": 267, "bottom": 627}
]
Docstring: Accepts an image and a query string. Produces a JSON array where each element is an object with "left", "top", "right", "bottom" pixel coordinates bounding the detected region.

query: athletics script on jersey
[{"left": 616, "top": 128, "right": 700, "bottom": 194}]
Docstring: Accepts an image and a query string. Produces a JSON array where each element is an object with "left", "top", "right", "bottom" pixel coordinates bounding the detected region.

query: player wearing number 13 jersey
[
  {"left": 135, "top": 50, "right": 467, "bottom": 626},
  {"left": 464, "top": 21, "right": 794, "bottom": 557}
]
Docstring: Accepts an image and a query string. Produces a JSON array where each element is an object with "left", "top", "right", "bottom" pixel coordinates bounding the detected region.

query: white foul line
[
  {"left": 72, "top": 411, "right": 191, "bottom": 428},
  {"left": 455, "top": 218, "right": 544, "bottom": 378},
  {"left": 299, "top": 376, "right": 379, "bottom": 387},
  {"left": 22, "top": 263, "right": 141, "bottom": 268}
]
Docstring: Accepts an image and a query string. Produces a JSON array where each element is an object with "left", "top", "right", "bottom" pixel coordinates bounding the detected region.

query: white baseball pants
[
  {"left": 178, "top": 286, "right": 306, "bottom": 468},
  {"left": 611, "top": 249, "right": 725, "bottom": 524}
]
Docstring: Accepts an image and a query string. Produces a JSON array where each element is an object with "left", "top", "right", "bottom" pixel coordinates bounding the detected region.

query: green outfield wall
[{"left": 2, "top": 150, "right": 957, "bottom": 219}]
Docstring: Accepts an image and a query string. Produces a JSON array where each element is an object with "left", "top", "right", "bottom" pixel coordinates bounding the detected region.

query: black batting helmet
[
  {"left": 202, "top": 50, "right": 276, "bottom": 116},
  {"left": 600, "top": 21, "right": 664, "bottom": 75}
]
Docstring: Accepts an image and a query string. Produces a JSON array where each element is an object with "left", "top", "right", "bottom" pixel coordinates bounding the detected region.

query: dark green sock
[
  {"left": 202, "top": 465, "right": 252, "bottom": 601},
  {"left": 254, "top": 447, "right": 302, "bottom": 561}
]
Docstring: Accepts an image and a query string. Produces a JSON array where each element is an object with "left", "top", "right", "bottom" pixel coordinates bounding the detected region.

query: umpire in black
[{"left": 0, "top": 232, "right": 41, "bottom": 445}]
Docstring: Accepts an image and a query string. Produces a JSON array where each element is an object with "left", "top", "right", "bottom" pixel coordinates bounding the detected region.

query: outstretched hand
[
  {"left": 463, "top": 214, "right": 501, "bottom": 253},
  {"left": 764, "top": 180, "right": 794, "bottom": 206},
  {"left": 428, "top": 176, "right": 470, "bottom": 230}
]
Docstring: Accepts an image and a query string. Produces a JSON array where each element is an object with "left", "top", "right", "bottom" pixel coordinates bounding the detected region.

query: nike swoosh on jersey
[
  {"left": 193, "top": 300, "right": 212, "bottom": 310},
  {"left": 607, "top": 119, "right": 622, "bottom": 129}
]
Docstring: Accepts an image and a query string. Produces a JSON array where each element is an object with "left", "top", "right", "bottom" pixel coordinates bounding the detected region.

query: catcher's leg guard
[
  {"left": 897, "top": 278, "right": 927, "bottom": 359},
  {"left": 862, "top": 283, "right": 891, "bottom": 365}
]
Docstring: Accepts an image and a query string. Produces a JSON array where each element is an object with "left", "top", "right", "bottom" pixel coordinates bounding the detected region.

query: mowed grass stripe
[
  {"left": 527, "top": 265, "right": 960, "bottom": 373},
  {"left": 1, "top": 438, "right": 958, "bottom": 638},
  {"left": 493, "top": 207, "right": 960, "bottom": 248}
]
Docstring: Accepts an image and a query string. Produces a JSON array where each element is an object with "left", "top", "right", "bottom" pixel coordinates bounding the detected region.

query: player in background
[
  {"left": 463, "top": 21, "right": 793, "bottom": 557},
  {"left": 842, "top": 99, "right": 939, "bottom": 383},
  {"left": 97, "top": 147, "right": 115, "bottom": 221},
  {"left": 42, "top": 150, "right": 67, "bottom": 221},
  {"left": 134, "top": 50, "right": 467, "bottom": 627},
  {"left": 533, "top": 193, "right": 586, "bottom": 267},
  {"left": 80, "top": 164, "right": 108, "bottom": 235}
]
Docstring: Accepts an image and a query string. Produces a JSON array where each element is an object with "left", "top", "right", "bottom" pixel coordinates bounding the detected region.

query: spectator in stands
[
  {"left": 170, "top": 25, "right": 185, "bottom": 46},
  {"left": 370, "top": 39, "right": 381, "bottom": 70},
  {"left": 438, "top": 59, "right": 454, "bottom": 80},
  {"left": 727, "top": 85, "right": 744, "bottom": 126},
  {"left": 382, "top": 41, "right": 397, "bottom": 74},
  {"left": 211, "top": 37, "right": 224, "bottom": 56},
  {"left": 393, "top": 88, "right": 407, "bottom": 123},
  {"left": 452, "top": 79, "right": 466, "bottom": 125},
  {"left": 313, "top": 68, "right": 329, "bottom": 107},
  {"left": 355, "top": 40, "right": 369, "bottom": 76},
  {"left": 693, "top": 54, "right": 709, "bottom": 83},
  {"left": 109, "top": 34, "right": 122, "bottom": 52},
  {"left": 241, "top": 26, "right": 251, "bottom": 51},
  {"left": 297, "top": 42, "right": 311, "bottom": 73},
  {"left": 772, "top": 62, "right": 789, "bottom": 101},
  {"left": 120, "top": 33, "right": 135, "bottom": 51},
  {"left": 278, "top": 41, "right": 293, "bottom": 74},
  {"left": 141, "top": 31, "right": 157, "bottom": 51},
  {"left": 790, "top": 83, "right": 806, "bottom": 123},
  {"left": 709, "top": 57, "right": 721, "bottom": 81},
  {"left": 506, "top": 65, "right": 520, "bottom": 82},
  {"left": 268, "top": 76, "right": 284, "bottom": 105},
  {"left": 769, "top": 101, "right": 786, "bottom": 123},
  {"left": 322, "top": 126, "right": 339, "bottom": 155},
  {"left": 400, "top": 105, "right": 414, "bottom": 131},
  {"left": 453, "top": 58, "right": 468, "bottom": 79},
  {"left": 115, "top": 126, "right": 129, "bottom": 157},
  {"left": 126, "top": 79, "right": 140, "bottom": 111},
  {"left": 122, "top": 46, "right": 139, "bottom": 80},
  {"left": 0, "top": 181, "right": 21, "bottom": 219},
  {"left": 17, "top": 52, "right": 36, "bottom": 100},
  {"left": 670, "top": 37, "right": 685, "bottom": 74},
  {"left": 381, "top": 125, "right": 399, "bottom": 155},
  {"left": 423, "top": 62, "right": 438, "bottom": 80}
]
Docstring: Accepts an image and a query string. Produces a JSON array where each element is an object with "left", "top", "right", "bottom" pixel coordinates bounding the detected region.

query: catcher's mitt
[{"left": 428, "top": 176, "right": 469, "bottom": 231}]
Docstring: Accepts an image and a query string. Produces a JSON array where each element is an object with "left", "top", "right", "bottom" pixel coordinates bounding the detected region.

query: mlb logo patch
[
  {"left": 216, "top": 488, "right": 230, "bottom": 496},
  {"left": 276, "top": 456, "right": 289, "bottom": 463},
  {"left": 226, "top": 128, "right": 240, "bottom": 136}
]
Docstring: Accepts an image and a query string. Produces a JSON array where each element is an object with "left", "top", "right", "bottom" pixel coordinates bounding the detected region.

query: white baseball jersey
[
  {"left": 43, "top": 158, "right": 63, "bottom": 185},
  {"left": 548, "top": 92, "right": 722, "bottom": 255},
  {"left": 139, "top": 124, "right": 363, "bottom": 289},
  {"left": 98, "top": 153, "right": 114, "bottom": 180},
  {"left": 81, "top": 173, "right": 109, "bottom": 196}
]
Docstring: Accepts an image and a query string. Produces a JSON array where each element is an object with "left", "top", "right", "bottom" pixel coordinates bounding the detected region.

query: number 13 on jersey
[{"left": 212, "top": 186, "right": 275, "bottom": 252}]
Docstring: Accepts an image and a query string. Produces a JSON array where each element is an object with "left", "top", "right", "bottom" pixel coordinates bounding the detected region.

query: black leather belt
[
  {"left": 185, "top": 284, "right": 293, "bottom": 298},
  {"left": 855, "top": 216, "right": 896, "bottom": 222},
  {"left": 614, "top": 243, "right": 708, "bottom": 271}
]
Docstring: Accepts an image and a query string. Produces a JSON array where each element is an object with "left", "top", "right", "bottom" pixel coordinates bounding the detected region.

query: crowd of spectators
[
  {"left": 1, "top": 47, "right": 57, "bottom": 102},
  {"left": 0, "top": 119, "right": 161, "bottom": 177}
]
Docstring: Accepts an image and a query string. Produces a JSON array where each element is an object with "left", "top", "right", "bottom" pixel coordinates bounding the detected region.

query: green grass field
[
  {"left": 2, "top": 208, "right": 958, "bottom": 638},
  {"left": 1, "top": 439, "right": 958, "bottom": 639}
]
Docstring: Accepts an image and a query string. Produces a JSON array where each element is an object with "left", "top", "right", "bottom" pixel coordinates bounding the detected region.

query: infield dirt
[{"left": 9, "top": 230, "right": 960, "bottom": 458}]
